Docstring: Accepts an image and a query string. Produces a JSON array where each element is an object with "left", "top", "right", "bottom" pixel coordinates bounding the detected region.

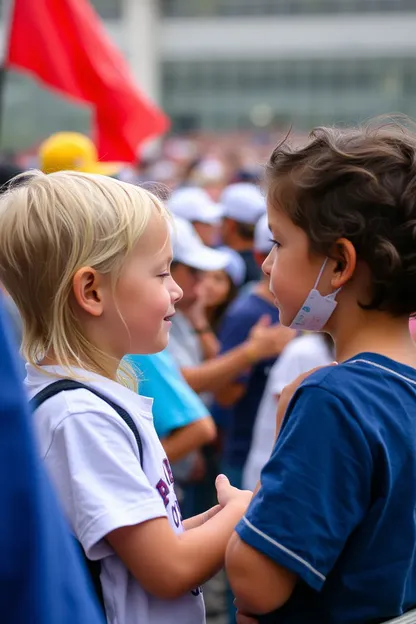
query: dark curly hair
[{"left": 266, "top": 116, "right": 416, "bottom": 317}]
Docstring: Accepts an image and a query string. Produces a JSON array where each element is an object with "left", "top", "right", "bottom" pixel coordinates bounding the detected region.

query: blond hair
[{"left": 0, "top": 170, "right": 169, "bottom": 381}]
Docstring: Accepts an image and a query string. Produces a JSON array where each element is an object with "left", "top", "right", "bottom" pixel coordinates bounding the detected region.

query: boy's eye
[
  {"left": 158, "top": 272, "right": 170, "bottom": 279},
  {"left": 270, "top": 238, "right": 281, "bottom": 249}
]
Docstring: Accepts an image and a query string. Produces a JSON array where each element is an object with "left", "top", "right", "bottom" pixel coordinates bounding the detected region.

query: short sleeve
[
  {"left": 235, "top": 386, "right": 372, "bottom": 591},
  {"left": 44, "top": 398, "right": 167, "bottom": 560},
  {"left": 129, "top": 353, "right": 208, "bottom": 438}
]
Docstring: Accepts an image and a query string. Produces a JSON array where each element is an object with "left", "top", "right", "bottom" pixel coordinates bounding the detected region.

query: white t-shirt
[
  {"left": 25, "top": 364, "right": 206, "bottom": 624},
  {"left": 242, "top": 334, "right": 333, "bottom": 491}
]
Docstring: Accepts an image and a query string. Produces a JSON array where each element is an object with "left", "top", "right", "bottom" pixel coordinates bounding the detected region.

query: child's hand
[
  {"left": 246, "top": 316, "right": 296, "bottom": 363},
  {"left": 215, "top": 474, "right": 252, "bottom": 509}
]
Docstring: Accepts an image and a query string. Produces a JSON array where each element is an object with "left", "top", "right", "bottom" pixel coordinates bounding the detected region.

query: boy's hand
[{"left": 215, "top": 474, "right": 252, "bottom": 509}]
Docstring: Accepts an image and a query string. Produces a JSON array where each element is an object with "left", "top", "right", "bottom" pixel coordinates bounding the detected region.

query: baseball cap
[
  {"left": 254, "top": 213, "right": 273, "bottom": 254},
  {"left": 39, "top": 132, "right": 120, "bottom": 176},
  {"left": 217, "top": 246, "right": 247, "bottom": 287},
  {"left": 170, "top": 216, "right": 228, "bottom": 271},
  {"left": 221, "top": 183, "right": 266, "bottom": 225},
  {"left": 168, "top": 187, "right": 223, "bottom": 225}
]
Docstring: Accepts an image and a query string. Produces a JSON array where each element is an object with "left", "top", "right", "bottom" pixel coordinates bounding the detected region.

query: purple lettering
[
  {"left": 156, "top": 478, "right": 169, "bottom": 507},
  {"left": 163, "top": 458, "right": 174, "bottom": 484},
  {"left": 172, "top": 499, "right": 181, "bottom": 528}
]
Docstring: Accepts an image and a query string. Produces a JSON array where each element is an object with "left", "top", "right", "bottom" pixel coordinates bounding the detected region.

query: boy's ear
[
  {"left": 330, "top": 238, "right": 356, "bottom": 289},
  {"left": 72, "top": 267, "right": 104, "bottom": 317}
]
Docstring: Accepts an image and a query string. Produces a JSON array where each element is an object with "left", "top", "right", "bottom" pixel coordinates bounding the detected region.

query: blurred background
[
  {"left": 2, "top": 4, "right": 416, "bottom": 623},
  {"left": 2, "top": 0, "right": 416, "bottom": 163}
]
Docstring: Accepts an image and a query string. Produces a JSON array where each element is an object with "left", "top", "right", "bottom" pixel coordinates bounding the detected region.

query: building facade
[{"left": 2, "top": 0, "right": 416, "bottom": 148}]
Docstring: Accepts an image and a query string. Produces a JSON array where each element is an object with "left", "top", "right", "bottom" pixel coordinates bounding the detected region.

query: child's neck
[
  {"left": 332, "top": 311, "right": 416, "bottom": 368},
  {"left": 39, "top": 350, "right": 120, "bottom": 381}
]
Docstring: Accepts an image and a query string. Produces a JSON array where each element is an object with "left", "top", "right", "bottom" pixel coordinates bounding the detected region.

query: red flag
[{"left": 5, "top": 0, "right": 170, "bottom": 162}]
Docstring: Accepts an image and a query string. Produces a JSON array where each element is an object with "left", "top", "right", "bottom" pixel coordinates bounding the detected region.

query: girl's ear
[
  {"left": 72, "top": 267, "right": 104, "bottom": 317},
  {"left": 330, "top": 238, "right": 356, "bottom": 289}
]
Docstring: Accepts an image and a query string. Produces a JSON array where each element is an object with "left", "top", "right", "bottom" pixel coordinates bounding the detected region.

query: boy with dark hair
[{"left": 227, "top": 118, "right": 416, "bottom": 624}]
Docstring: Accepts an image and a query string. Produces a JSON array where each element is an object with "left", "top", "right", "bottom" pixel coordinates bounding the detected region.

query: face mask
[{"left": 289, "top": 258, "right": 341, "bottom": 332}]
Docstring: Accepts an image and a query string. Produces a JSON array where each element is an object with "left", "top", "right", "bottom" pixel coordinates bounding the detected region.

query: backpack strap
[
  {"left": 30, "top": 378, "right": 145, "bottom": 616},
  {"left": 30, "top": 378, "right": 144, "bottom": 467}
]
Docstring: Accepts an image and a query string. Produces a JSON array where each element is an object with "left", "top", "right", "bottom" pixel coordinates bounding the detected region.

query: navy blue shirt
[
  {"left": 214, "top": 291, "right": 279, "bottom": 468},
  {"left": 239, "top": 249, "right": 261, "bottom": 284},
  {"left": 0, "top": 299, "right": 103, "bottom": 624},
  {"left": 237, "top": 352, "right": 416, "bottom": 623}
]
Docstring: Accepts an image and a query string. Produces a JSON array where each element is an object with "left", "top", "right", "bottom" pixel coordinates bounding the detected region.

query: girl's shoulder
[{"left": 26, "top": 364, "right": 157, "bottom": 457}]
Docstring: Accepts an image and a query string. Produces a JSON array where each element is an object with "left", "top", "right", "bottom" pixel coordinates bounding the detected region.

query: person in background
[
  {"left": 0, "top": 294, "right": 104, "bottom": 624},
  {"left": 220, "top": 183, "right": 266, "bottom": 284},
  {"left": 198, "top": 246, "right": 246, "bottom": 335},
  {"left": 126, "top": 348, "right": 216, "bottom": 465},
  {"left": 168, "top": 186, "right": 223, "bottom": 247},
  {"left": 168, "top": 217, "right": 294, "bottom": 398},
  {"left": 213, "top": 213, "right": 295, "bottom": 490},
  {"left": 39, "top": 131, "right": 121, "bottom": 176},
  {"left": 212, "top": 213, "right": 295, "bottom": 624},
  {"left": 242, "top": 333, "right": 334, "bottom": 492},
  {"left": 173, "top": 247, "right": 246, "bottom": 518},
  {"left": 188, "top": 157, "right": 227, "bottom": 203},
  {"left": 167, "top": 217, "right": 293, "bottom": 520}
]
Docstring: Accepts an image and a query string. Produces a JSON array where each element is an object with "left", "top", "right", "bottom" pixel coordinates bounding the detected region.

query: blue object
[
  {"left": 236, "top": 352, "right": 416, "bottom": 623},
  {"left": 212, "top": 292, "right": 279, "bottom": 468},
  {"left": 127, "top": 350, "right": 208, "bottom": 438},
  {"left": 238, "top": 249, "right": 261, "bottom": 284},
  {"left": 0, "top": 297, "right": 104, "bottom": 624}
]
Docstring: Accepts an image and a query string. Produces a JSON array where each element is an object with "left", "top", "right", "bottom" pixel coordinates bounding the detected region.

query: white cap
[
  {"left": 217, "top": 246, "right": 247, "bottom": 287},
  {"left": 220, "top": 183, "right": 266, "bottom": 225},
  {"left": 254, "top": 213, "right": 273, "bottom": 254},
  {"left": 170, "top": 216, "right": 229, "bottom": 271},
  {"left": 168, "top": 187, "right": 223, "bottom": 225}
]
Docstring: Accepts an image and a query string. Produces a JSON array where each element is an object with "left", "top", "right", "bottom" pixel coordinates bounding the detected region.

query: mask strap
[
  {"left": 314, "top": 258, "right": 342, "bottom": 301},
  {"left": 313, "top": 258, "right": 329, "bottom": 290},
  {"left": 327, "top": 286, "right": 342, "bottom": 301}
]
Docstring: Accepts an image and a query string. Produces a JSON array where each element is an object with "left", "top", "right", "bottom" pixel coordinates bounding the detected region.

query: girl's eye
[
  {"left": 158, "top": 272, "right": 171, "bottom": 279},
  {"left": 270, "top": 238, "right": 281, "bottom": 249}
]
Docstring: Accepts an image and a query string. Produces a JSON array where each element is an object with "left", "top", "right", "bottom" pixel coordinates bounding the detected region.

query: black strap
[
  {"left": 30, "top": 378, "right": 143, "bottom": 467},
  {"left": 30, "top": 378, "right": 145, "bottom": 616}
]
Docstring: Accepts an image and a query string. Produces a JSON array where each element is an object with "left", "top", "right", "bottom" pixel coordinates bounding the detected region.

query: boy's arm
[
  {"left": 226, "top": 532, "right": 297, "bottom": 614},
  {"left": 160, "top": 416, "right": 216, "bottom": 463}
]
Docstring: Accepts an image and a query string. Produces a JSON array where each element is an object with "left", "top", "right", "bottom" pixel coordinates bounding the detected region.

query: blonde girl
[{"left": 0, "top": 170, "right": 250, "bottom": 624}]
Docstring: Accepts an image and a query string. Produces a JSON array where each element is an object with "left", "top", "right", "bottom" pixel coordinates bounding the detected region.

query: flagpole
[{"left": 0, "top": 0, "right": 14, "bottom": 152}]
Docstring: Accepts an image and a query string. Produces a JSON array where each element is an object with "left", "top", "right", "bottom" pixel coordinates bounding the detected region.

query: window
[
  {"left": 89, "top": 0, "right": 122, "bottom": 19},
  {"left": 160, "top": 0, "right": 416, "bottom": 17},
  {"left": 162, "top": 57, "right": 416, "bottom": 132}
]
